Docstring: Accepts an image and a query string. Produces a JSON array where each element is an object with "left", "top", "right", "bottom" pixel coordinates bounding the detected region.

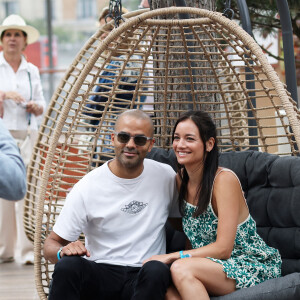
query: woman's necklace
[{"left": 186, "top": 181, "right": 200, "bottom": 206}]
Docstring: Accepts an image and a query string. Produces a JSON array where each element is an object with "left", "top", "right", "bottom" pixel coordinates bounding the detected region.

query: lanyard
[
  {"left": 27, "top": 71, "right": 32, "bottom": 100},
  {"left": 27, "top": 71, "right": 32, "bottom": 125}
]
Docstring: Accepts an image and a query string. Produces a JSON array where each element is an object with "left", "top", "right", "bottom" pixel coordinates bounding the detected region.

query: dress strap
[{"left": 210, "top": 168, "right": 248, "bottom": 208}]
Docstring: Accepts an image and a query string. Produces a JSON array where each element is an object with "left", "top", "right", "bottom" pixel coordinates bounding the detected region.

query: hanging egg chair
[{"left": 23, "top": 7, "right": 300, "bottom": 298}]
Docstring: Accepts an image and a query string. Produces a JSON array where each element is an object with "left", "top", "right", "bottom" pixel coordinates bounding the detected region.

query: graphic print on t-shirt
[{"left": 121, "top": 200, "right": 148, "bottom": 215}]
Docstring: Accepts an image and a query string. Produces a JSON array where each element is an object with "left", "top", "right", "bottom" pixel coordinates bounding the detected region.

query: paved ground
[{"left": 0, "top": 261, "right": 39, "bottom": 300}]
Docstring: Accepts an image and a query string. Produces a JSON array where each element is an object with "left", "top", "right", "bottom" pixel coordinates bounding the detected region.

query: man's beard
[{"left": 117, "top": 149, "right": 143, "bottom": 169}]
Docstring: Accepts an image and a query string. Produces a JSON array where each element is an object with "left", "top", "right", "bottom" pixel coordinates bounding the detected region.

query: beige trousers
[{"left": 0, "top": 198, "right": 33, "bottom": 259}]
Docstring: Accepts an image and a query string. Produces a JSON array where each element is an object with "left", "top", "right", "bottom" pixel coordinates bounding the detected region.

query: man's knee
[
  {"left": 132, "top": 261, "right": 171, "bottom": 300},
  {"left": 140, "top": 260, "right": 171, "bottom": 284},
  {"left": 53, "top": 256, "right": 83, "bottom": 278},
  {"left": 49, "top": 256, "right": 86, "bottom": 299}
]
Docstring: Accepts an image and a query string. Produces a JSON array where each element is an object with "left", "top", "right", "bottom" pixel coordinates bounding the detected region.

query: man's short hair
[{"left": 115, "top": 110, "right": 154, "bottom": 136}]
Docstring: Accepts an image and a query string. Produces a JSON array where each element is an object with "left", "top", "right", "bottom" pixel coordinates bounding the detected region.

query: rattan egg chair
[{"left": 25, "top": 7, "right": 300, "bottom": 299}]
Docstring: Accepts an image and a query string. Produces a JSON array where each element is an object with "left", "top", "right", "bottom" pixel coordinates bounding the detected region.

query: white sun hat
[{"left": 0, "top": 14, "right": 40, "bottom": 45}]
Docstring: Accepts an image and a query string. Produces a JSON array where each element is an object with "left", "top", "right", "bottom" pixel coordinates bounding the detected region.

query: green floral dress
[{"left": 182, "top": 169, "right": 282, "bottom": 289}]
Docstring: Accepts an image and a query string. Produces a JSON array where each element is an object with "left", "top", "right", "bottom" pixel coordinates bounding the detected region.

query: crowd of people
[{"left": 0, "top": 1, "right": 282, "bottom": 299}]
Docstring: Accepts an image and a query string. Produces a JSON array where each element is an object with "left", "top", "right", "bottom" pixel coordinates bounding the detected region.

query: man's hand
[
  {"left": 60, "top": 240, "right": 91, "bottom": 258},
  {"left": 44, "top": 231, "right": 90, "bottom": 264}
]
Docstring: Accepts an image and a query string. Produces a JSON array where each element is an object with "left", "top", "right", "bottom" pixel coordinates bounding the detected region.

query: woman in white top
[{"left": 0, "top": 14, "right": 46, "bottom": 265}]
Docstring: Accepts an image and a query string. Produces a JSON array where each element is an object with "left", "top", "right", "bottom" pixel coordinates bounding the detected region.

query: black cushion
[
  {"left": 218, "top": 151, "right": 300, "bottom": 275},
  {"left": 211, "top": 273, "right": 300, "bottom": 300}
]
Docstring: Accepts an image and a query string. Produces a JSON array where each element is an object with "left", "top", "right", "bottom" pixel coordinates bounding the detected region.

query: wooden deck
[{"left": 0, "top": 261, "right": 39, "bottom": 300}]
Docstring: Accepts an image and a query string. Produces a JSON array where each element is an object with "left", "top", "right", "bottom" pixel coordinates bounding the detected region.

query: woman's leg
[
  {"left": 170, "top": 258, "right": 236, "bottom": 300},
  {"left": 165, "top": 285, "right": 181, "bottom": 300}
]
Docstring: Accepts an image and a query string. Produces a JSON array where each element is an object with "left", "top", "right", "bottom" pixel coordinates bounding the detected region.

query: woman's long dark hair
[{"left": 172, "top": 111, "right": 219, "bottom": 217}]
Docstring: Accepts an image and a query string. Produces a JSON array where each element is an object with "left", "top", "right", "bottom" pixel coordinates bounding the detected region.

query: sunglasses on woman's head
[{"left": 114, "top": 132, "right": 152, "bottom": 146}]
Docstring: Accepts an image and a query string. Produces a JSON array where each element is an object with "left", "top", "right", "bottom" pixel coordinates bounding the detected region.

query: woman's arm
[
  {"left": 27, "top": 65, "right": 46, "bottom": 116},
  {"left": 0, "top": 91, "right": 4, "bottom": 117},
  {"left": 144, "top": 171, "right": 246, "bottom": 264},
  {"left": 178, "top": 171, "right": 245, "bottom": 260}
]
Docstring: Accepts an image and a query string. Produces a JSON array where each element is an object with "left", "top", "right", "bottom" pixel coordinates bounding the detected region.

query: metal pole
[
  {"left": 174, "top": 0, "right": 196, "bottom": 110},
  {"left": 46, "top": 0, "right": 54, "bottom": 98},
  {"left": 276, "top": 0, "right": 298, "bottom": 152},
  {"left": 276, "top": 0, "right": 298, "bottom": 106},
  {"left": 236, "top": 0, "right": 258, "bottom": 150}
]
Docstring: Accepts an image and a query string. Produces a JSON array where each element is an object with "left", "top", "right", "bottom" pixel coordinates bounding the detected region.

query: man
[
  {"left": 138, "top": 0, "right": 150, "bottom": 9},
  {"left": 44, "top": 109, "right": 180, "bottom": 300},
  {"left": 0, "top": 116, "right": 26, "bottom": 201}
]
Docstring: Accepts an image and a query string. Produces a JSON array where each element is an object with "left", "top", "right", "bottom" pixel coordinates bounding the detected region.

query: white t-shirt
[{"left": 53, "top": 159, "right": 180, "bottom": 267}]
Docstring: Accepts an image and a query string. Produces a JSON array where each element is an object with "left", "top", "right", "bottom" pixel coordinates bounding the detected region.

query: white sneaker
[{"left": 21, "top": 254, "right": 34, "bottom": 265}]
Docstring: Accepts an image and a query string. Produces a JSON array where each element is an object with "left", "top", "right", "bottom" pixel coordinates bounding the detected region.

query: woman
[
  {"left": 0, "top": 14, "right": 46, "bottom": 264},
  {"left": 145, "top": 111, "right": 281, "bottom": 299}
]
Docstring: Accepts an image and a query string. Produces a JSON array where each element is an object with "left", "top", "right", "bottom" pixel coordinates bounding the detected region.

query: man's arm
[
  {"left": 44, "top": 231, "right": 90, "bottom": 264},
  {"left": 0, "top": 118, "right": 26, "bottom": 200}
]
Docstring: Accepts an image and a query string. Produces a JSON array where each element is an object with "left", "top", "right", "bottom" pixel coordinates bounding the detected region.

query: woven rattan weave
[{"left": 24, "top": 7, "right": 300, "bottom": 298}]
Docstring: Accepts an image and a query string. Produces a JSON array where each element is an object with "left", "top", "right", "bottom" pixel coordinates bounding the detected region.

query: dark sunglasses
[{"left": 115, "top": 132, "right": 153, "bottom": 146}]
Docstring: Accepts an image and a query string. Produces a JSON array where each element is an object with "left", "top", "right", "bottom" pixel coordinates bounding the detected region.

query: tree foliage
[{"left": 217, "top": 0, "right": 300, "bottom": 40}]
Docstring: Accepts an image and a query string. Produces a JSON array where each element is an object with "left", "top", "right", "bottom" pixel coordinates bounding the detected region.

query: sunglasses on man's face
[{"left": 114, "top": 132, "right": 153, "bottom": 146}]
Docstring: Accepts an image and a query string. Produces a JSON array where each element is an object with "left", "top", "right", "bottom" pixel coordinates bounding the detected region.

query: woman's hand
[
  {"left": 0, "top": 91, "right": 5, "bottom": 102},
  {"left": 0, "top": 91, "right": 5, "bottom": 118},
  {"left": 143, "top": 253, "right": 179, "bottom": 265},
  {"left": 26, "top": 100, "right": 43, "bottom": 116},
  {"left": 5, "top": 91, "right": 25, "bottom": 104}
]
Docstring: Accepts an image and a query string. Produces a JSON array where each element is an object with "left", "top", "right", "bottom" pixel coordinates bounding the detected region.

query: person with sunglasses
[{"left": 43, "top": 109, "right": 180, "bottom": 300}]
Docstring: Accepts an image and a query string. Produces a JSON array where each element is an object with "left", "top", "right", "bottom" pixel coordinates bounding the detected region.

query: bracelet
[
  {"left": 179, "top": 250, "right": 192, "bottom": 259},
  {"left": 57, "top": 247, "right": 63, "bottom": 261}
]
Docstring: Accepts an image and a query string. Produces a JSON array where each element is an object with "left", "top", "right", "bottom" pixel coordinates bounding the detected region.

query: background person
[
  {"left": 44, "top": 110, "right": 180, "bottom": 300},
  {"left": 86, "top": 6, "right": 145, "bottom": 126},
  {"left": 0, "top": 14, "right": 46, "bottom": 265},
  {"left": 85, "top": 6, "right": 149, "bottom": 160},
  {"left": 138, "top": 0, "right": 150, "bottom": 9},
  {"left": 145, "top": 110, "right": 282, "bottom": 300},
  {"left": 0, "top": 117, "right": 26, "bottom": 201}
]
